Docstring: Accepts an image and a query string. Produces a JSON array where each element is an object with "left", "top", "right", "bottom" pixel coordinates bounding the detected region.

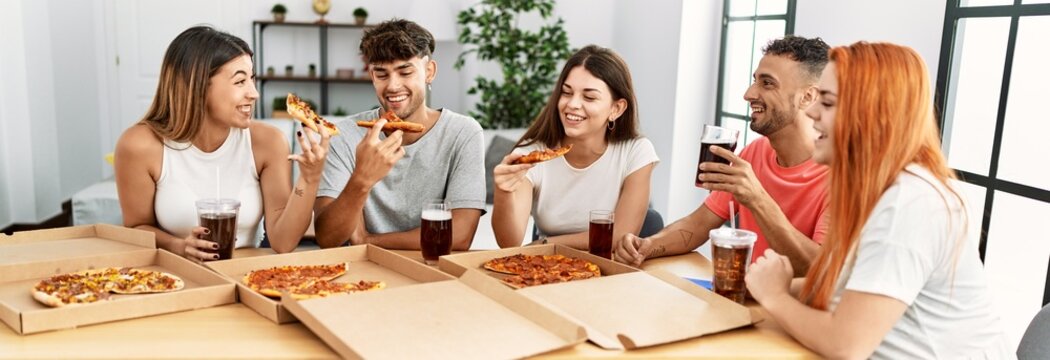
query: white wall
[
  {"left": 50, "top": 0, "right": 107, "bottom": 206},
  {"left": 0, "top": 0, "right": 33, "bottom": 228},
  {"left": 795, "top": 0, "right": 945, "bottom": 86},
  {"left": 610, "top": 0, "right": 683, "bottom": 218},
  {"left": 668, "top": 1, "right": 723, "bottom": 222}
]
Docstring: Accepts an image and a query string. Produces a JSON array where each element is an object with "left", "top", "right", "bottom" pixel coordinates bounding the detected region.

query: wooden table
[{"left": 0, "top": 248, "right": 816, "bottom": 359}]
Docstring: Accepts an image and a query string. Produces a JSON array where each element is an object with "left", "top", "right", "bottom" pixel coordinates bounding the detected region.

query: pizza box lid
[
  {"left": 0, "top": 247, "right": 236, "bottom": 335},
  {"left": 282, "top": 270, "right": 587, "bottom": 360},
  {"left": 205, "top": 244, "right": 455, "bottom": 324},
  {"left": 439, "top": 245, "right": 754, "bottom": 350},
  {"left": 0, "top": 224, "right": 156, "bottom": 271}
]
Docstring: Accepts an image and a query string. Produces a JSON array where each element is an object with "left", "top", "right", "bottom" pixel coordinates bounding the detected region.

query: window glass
[
  {"left": 996, "top": 15, "right": 1050, "bottom": 190},
  {"left": 983, "top": 191, "right": 1050, "bottom": 347},
  {"left": 943, "top": 17, "right": 1011, "bottom": 176}
]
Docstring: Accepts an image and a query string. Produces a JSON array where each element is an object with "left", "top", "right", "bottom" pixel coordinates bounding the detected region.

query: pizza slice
[
  {"left": 32, "top": 272, "right": 112, "bottom": 307},
  {"left": 243, "top": 263, "right": 388, "bottom": 299},
  {"left": 31, "top": 267, "right": 186, "bottom": 307},
  {"left": 287, "top": 279, "right": 386, "bottom": 300},
  {"left": 482, "top": 253, "right": 602, "bottom": 289},
  {"left": 482, "top": 254, "right": 533, "bottom": 275},
  {"left": 511, "top": 144, "right": 574, "bottom": 165},
  {"left": 355, "top": 110, "right": 426, "bottom": 133},
  {"left": 286, "top": 93, "right": 340, "bottom": 135}
]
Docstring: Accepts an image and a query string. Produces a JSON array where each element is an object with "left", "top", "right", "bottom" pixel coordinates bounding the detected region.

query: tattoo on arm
[
  {"left": 678, "top": 230, "right": 694, "bottom": 248},
  {"left": 648, "top": 245, "right": 666, "bottom": 258},
  {"left": 294, "top": 186, "right": 304, "bottom": 197}
]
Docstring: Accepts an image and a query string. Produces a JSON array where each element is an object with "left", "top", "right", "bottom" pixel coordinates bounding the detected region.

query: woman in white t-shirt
[
  {"left": 115, "top": 26, "right": 330, "bottom": 261},
  {"left": 745, "top": 42, "right": 1011, "bottom": 359},
  {"left": 491, "top": 45, "right": 658, "bottom": 250}
]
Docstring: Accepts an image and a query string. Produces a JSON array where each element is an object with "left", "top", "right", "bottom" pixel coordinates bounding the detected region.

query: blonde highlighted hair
[
  {"left": 800, "top": 42, "right": 963, "bottom": 310},
  {"left": 139, "top": 26, "right": 253, "bottom": 143}
]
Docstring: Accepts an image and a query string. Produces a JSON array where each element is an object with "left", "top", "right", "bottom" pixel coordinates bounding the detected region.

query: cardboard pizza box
[
  {"left": 282, "top": 270, "right": 587, "bottom": 360},
  {"left": 439, "top": 244, "right": 754, "bottom": 350},
  {"left": 0, "top": 225, "right": 236, "bottom": 335},
  {"left": 205, "top": 244, "right": 455, "bottom": 324}
]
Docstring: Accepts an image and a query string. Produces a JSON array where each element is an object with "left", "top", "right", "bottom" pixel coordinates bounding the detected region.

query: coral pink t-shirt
[{"left": 704, "top": 136, "right": 829, "bottom": 262}]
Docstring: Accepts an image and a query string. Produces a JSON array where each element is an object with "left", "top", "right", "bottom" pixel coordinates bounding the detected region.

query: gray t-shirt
[{"left": 318, "top": 108, "right": 486, "bottom": 234}]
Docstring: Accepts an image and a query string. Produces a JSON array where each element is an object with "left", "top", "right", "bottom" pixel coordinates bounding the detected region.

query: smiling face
[
  {"left": 742, "top": 54, "right": 810, "bottom": 136},
  {"left": 205, "top": 54, "right": 257, "bottom": 129},
  {"left": 556, "top": 66, "right": 626, "bottom": 142},
  {"left": 806, "top": 62, "right": 838, "bottom": 165},
  {"left": 369, "top": 55, "right": 435, "bottom": 120}
]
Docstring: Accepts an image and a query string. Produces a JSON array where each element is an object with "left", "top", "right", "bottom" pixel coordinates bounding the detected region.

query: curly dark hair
[
  {"left": 359, "top": 19, "right": 435, "bottom": 63},
  {"left": 763, "top": 35, "right": 830, "bottom": 83}
]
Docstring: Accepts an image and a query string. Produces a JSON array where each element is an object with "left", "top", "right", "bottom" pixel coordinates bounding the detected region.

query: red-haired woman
[{"left": 745, "top": 42, "right": 1010, "bottom": 359}]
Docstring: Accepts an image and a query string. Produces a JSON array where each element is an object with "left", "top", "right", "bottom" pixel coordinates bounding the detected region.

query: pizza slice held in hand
[
  {"left": 355, "top": 110, "right": 426, "bottom": 133},
  {"left": 286, "top": 93, "right": 340, "bottom": 135},
  {"left": 511, "top": 144, "right": 574, "bottom": 165}
]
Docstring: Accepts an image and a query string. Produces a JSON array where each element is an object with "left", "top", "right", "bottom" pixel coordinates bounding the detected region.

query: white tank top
[{"left": 155, "top": 128, "right": 264, "bottom": 248}]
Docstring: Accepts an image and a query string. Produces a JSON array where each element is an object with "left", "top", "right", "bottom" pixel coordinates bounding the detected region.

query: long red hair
[{"left": 799, "top": 42, "right": 960, "bottom": 310}]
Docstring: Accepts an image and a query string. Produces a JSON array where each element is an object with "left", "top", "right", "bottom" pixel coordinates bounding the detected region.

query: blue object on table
[{"left": 684, "top": 277, "right": 713, "bottom": 290}]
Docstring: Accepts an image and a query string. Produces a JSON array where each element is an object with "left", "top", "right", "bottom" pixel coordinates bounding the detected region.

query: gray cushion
[
  {"left": 485, "top": 135, "right": 518, "bottom": 204},
  {"left": 1018, "top": 303, "right": 1050, "bottom": 359}
]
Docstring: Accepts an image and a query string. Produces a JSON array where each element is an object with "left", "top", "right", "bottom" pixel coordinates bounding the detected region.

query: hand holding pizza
[
  {"left": 350, "top": 118, "right": 405, "bottom": 189},
  {"left": 181, "top": 226, "right": 221, "bottom": 262},
  {"left": 493, "top": 153, "right": 534, "bottom": 193},
  {"left": 288, "top": 125, "right": 331, "bottom": 184}
]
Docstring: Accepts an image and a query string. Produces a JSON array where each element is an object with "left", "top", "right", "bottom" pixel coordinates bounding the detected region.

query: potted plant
[
  {"left": 284, "top": 64, "right": 293, "bottom": 77},
  {"left": 353, "top": 7, "right": 368, "bottom": 26},
  {"left": 333, "top": 107, "right": 348, "bottom": 116},
  {"left": 266, "top": 66, "right": 275, "bottom": 77},
  {"left": 271, "top": 4, "right": 287, "bottom": 23},
  {"left": 455, "top": 0, "right": 573, "bottom": 129},
  {"left": 272, "top": 96, "right": 290, "bottom": 118},
  {"left": 308, "top": 63, "right": 317, "bottom": 78}
]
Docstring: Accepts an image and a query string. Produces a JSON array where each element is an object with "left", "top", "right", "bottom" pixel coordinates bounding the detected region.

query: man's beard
[{"left": 750, "top": 105, "right": 793, "bottom": 135}]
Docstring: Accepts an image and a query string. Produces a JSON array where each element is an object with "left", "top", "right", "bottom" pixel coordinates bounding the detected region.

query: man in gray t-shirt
[{"left": 313, "top": 19, "right": 485, "bottom": 250}]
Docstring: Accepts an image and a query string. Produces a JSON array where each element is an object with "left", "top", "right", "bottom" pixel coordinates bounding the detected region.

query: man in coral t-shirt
[{"left": 616, "top": 36, "right": 830, "bottom": 276}]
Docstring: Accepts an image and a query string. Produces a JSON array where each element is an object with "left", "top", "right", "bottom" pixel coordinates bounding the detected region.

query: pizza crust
[
  {"left": 286, "top": 93, "right": 340, "bottom": 135},
  {"left": 32, "top": 290, "right": 68, "bottom": 308},
  {"left": 31, "top": 267, "right": 183, "bottom": 307},
  {"left": 512, "top": 144, "right": 574, "bottom": 165},
  {"left": 355, "top": 120, "right": 426, "bottom": 133},
  {"left": 482, "top": 254, "right": 601, "bottom": 289}
]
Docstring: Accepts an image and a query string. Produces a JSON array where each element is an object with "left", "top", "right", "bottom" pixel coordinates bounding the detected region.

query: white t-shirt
[
  {"left": 155, "top": 128, "right": 264, "bottom": 248},
  {"left": 831, "top": 164, "right": 1011, "bottom": 359},
  {"left": 519, "top": 137, "right": 658, "bottom": 236}
]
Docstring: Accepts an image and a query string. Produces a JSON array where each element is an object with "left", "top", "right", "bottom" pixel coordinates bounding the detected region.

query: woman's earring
[{"left": 607, "top": 120, "right": 615, "bottom": 131}]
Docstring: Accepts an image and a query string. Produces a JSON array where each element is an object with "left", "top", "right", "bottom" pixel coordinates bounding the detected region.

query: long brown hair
[
  {"left": 518, "top": 45, "right": 639, "bottom": 148},
  {"left": 800, "top": 42, "right": 962, "bottom": 310},
  {"left": 139, "top": 26, "right": 253, "bottom": 143}
]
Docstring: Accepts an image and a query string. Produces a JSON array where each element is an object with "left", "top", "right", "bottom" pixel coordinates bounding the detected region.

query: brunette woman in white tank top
[{"left": 114, "top": 26, "right": 330, "bottom": 261}]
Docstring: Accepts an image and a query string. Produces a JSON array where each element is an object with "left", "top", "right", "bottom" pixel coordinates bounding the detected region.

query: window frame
[
  {"left": 935, "top": 0, "right": 1050, "bottom": 306},
  {"left": 713, "top": 0, "right": 797, "bottom": 144}
]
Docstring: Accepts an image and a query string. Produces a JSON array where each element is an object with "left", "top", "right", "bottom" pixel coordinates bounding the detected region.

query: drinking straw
[
  {"left": 215, "top": 166, "right": 221, "bottom": 199},
  {"left": 729, "top": 201, "right": 736, "bottom": 229}
]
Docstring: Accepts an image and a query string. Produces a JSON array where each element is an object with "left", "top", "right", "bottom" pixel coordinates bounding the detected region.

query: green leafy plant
[
  {"left": 455, "top": 0, "right": 573, "bottom": 129},
  {"left": 353, "top": 7, "right": 368, "bottom": 18},
  {"left": 271, "top": 4, "right": 287, "bottom": 14},
  {"left": 272, "top": 96, "right": 286, "bottom": 111},
  {"left": 333, "top": 107, "right": 348, "bottom": 116}
]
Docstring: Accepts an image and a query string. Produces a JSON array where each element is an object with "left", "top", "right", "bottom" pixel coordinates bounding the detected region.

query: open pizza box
[
  {"left": 438, "top": 244, "right": 755, "bottom": 350},
  {"left": 205, "top": 244, "right": 455, "bottom": 324},
  {"left": 0, "top": 224, "right": 236, "bottom": 335},
  {"left": 282, "top": 270, "right": 587, "bottom": 360}
]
